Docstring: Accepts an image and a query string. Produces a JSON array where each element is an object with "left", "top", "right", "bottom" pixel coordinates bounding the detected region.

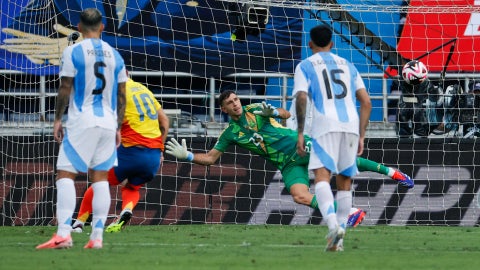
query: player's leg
[
  {"left": 71, "top": 186, "right": 94, "bottom": 233},
  {"left": 84, "top": 128, "right": 117, "bottom": 249},
  {"left": 86, "top": 170, "right": 110, "bottom": 249},
  {"left": 288, "top": 182, "right": 365, "bottom": 227},
  {"left": 333, "top": 174, "right": 351, "bottom": 252},
  {"left": 104, "top": 146, "right": 132, "bottom": 232},
  {"left": 105, "top": 182, "right": 140, "bottom": 233},
  {"left": 308, "top": 133, "right": 339, "bottom": 235},
  {"left": 334, "top": 174, "right": 353, "bottom": 232},
  {"left": 106, "top": 146, "right": 161, "bottom": 232},
  {"left": 121, "top": 183, "right": 142, "bottom": 213},
  {"left": 105, "top": 184, "right": 138, "bottom": 233},
  {"left": 317, "top": 132, "right": 356, "bottom": 252},
  {"left": 105, "top": 183, "right": 141, "bottom": 232},
  {"left": 36, "top": 170, "right": 77, "bottom": 249},
  {"left": 335, "top": 132, "right": 360, "bottom": 229},
  {"left": 333, "top": 132, "right": 362, "bottom": 252},
  {"left": 55, "top": 170, "right": 78, "bottom": 232},
  {"left": 289, "top": 184, "right": 315, "bottom": 206},
  {"left": 312, "top": 169, "right": 335, "bottom": 229},
  {"left": 356, "top": 157, "right": 414, "bottom": 188},
  {"left": 77, "top": 187, "right": 93, "bottom": 222},
  {"left": 283, "top": 158, "right": 332, "bottom": 215},
  {"left": 72, "top": 168, "right": 121, "bottom": 233},
  {"left": 37, "top": 128, "right": 94, "bottom": 249},
  {"left": 105, "top": 168, "right": 133, "bottom": 232},
  {"left": 312, "top": 167, "right": 344, "bottom": 252},
  {"left": 282, "top": 159, "right": 314, "bottom": 207},
  {"left": 283, "top": 153, "right": 365, "bottom": 227}
]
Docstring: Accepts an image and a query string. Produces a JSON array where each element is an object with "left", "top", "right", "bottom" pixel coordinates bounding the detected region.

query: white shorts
[
  {"left": 56, "top": 127, "right": 117, "bottom": 173},
  {"left": 308, "top": 132, "right": 359, "bottom": 177}
]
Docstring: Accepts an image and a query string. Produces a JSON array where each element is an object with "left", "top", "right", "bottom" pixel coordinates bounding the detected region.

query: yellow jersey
[{"left": 121, "top": 79, "right": 164, "bottom": 150}]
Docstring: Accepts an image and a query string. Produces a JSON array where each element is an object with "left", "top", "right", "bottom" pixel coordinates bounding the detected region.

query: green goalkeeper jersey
[
  {"left": 214, "top": 103, "right": 307, "bottom": 171},
  {"left": 214, "top": 103, "right": 383, "bottom": 177}
]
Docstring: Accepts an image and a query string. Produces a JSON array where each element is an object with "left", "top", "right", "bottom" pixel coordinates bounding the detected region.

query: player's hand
[
  {"left": 0, "top": 24, "right": 83, "bottom": 65},
  {"left": 53, "top": 120, "right": 64, "bottom": 144},
  {"left": 253, "top": 101, "right": 279, "bottom": 117},
  {"left": 296, "top": 133, "right": 307, "bottom": 157},
  {"left": 357, "top": 137, "right": 365, "bottom": 156},
  {"left": 165, "top": 138, "right": 191, "bottom": 160},
  {"left": 116, "top": 130, "right": 122, "bottom": 147}
]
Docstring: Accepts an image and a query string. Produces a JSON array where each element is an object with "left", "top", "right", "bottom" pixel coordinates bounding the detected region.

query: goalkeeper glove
[
  {"left": 165, "top": 138, "right": 194, "bottom": 161},
  {"left": 253, "top": 101, "right": 279, "bottom": 117}
]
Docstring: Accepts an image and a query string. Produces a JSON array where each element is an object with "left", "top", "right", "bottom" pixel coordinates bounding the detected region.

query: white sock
[
  {"left": 314, "top": 181, "right": 337, "bottom": 231},
  {"left": 387, "top": 168, "right": 395, "bottom": 177},
  {"left": 90, "top": 181, "right": 111, "bottom": 241},
  {"left": 72, "top": 219, "right": 84, "bottom": 227},
  {"left": 336, "top": 190, "right": 352, "bottom": 229},
  {"left": 55, "top": 178, "right": 76, "bottom": 238}
]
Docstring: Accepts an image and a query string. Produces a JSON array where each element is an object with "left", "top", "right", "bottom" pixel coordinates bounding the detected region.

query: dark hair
[
  {"left": 80, "top": 8, "right": 102, "bottom": 29},
  {"left": 310, "top": 25, "right": 332, "bottom": 47},
  {"left": 218, "top": 90, "right": 236, "bottom": 106}
]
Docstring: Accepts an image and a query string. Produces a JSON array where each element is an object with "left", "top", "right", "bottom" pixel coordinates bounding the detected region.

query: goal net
[{"left": 1, "top": 0, "right": 479, "bottom": 226}]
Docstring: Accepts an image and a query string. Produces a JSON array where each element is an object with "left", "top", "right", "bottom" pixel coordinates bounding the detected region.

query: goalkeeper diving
[{"left": 165, "top": 91, "right": 413, "bottom": 228}]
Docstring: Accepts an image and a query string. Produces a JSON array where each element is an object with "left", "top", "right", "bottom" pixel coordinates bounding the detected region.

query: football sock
[
  {"left": 91, "top": 181, "right": 110, "bottom": 240},
  {"left": 55, "top": 178, "right": 76, "bottom": 238},
  {"left": 121, "top": 186, "right": 140, "bottom": 211},
  {"left": 309, "top": 194, "right": 319, "bottom": 210},
  {"left": 77, "top": 186, "right": 93, "bottom": 223},
  {"left": 314, "top": 181, "right": 337, "bottom": 231},
  {"left": 311, "top": 195, "right": 357, "bottom": 219},
  {"left": 387, "top": 168, "right": 398, "bottom": 178},
  {"left": 357, "top": 157, "right": 390, "bottom": 176},
  {"left": 336, "top": 190, "right": 353, "bottom": 229}
]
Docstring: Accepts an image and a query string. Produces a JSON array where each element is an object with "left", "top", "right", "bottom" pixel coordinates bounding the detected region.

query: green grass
[{"left": 1, "top": 225, "right": 480, "bottom": 270}]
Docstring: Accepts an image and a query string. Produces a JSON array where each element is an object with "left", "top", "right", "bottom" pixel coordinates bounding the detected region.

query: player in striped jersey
[
  {"left": 37, "top": 8, "right": 127, "bottom": 250},
  {"left": 71, "top": 77, "right": 169, "bottom": 233},
  {"left": 286, "top": 97, "right": 413, "bottom": 229},
  {"left": 294, "top": 25, "right": 372, "bottom": 251},
  {"left": 287, "top": 98, "right": 414, "bottom": 190}
]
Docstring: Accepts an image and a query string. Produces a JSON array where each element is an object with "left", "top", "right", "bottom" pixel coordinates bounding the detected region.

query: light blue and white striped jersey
[
  {"left": 292, "top": 52, "right": 366, "bottom": 136},
  {"left": 59, "top": 38, "right": 128, "bottom": 131}
]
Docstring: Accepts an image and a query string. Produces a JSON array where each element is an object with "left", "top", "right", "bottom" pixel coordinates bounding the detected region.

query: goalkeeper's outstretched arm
[{"left": 165, "top": 138, "right": 222, "bottom": 166}]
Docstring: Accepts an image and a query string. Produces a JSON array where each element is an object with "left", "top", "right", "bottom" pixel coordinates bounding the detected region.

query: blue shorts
[{"left": 113, "top": 145, "right": 162, "bottom": 186}]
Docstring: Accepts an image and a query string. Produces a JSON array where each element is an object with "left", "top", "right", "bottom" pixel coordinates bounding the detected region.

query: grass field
[{"left": 1, "top": 225, "right": 480, "bottom": 270}]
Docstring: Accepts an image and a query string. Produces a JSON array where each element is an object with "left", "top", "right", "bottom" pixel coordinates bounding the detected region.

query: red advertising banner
[{"left": 397, "top": 0, "right": 480, "bottom": 72}]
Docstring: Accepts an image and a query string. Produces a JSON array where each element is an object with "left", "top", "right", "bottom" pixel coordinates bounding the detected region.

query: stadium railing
[{"left": 1, "top": 70, "right": 480, "bottom": 137}]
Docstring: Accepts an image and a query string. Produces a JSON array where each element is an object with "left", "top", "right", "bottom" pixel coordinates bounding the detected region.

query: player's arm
[
  {"left": 53, "top": 76, "right": 73, "bottom": 143},
  {"left": 54, "top": 76, "right": 73, "bottom": 122},
  {"left": 356, "top": 88, "right": 372, "bottom": 155},
  {"left": 157, "top": 108, "right": 170, "bottom": 144},
  {"left": 295, "top": 91, "right": 308, "bottom": 134},
  {"left": 276, "top": 107, "right": 291, "bottom": 119},
  {"left": 191, "top": 148, "right": 223, "bottom": 166},
  {"left": 116, "top": 82, "right": 126, "bottom": 146},
  {"left": 165, "top": 138, "right": 223, "bottom": 166},
  {"left": 295, "top": 91, "right": 308, "bottom": 156},
  {"left": 116, "top": 82, "right": 127, "bottom": 128}
]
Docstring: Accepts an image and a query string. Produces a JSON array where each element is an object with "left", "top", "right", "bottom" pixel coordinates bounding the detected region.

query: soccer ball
[{"left": 401, "top": 60, "right": 428, "bottom": 85}]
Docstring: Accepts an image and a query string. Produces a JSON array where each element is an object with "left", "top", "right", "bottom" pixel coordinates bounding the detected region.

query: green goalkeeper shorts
[{"left": 281, "top": 154, "right": 310, "bottom": 192}]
